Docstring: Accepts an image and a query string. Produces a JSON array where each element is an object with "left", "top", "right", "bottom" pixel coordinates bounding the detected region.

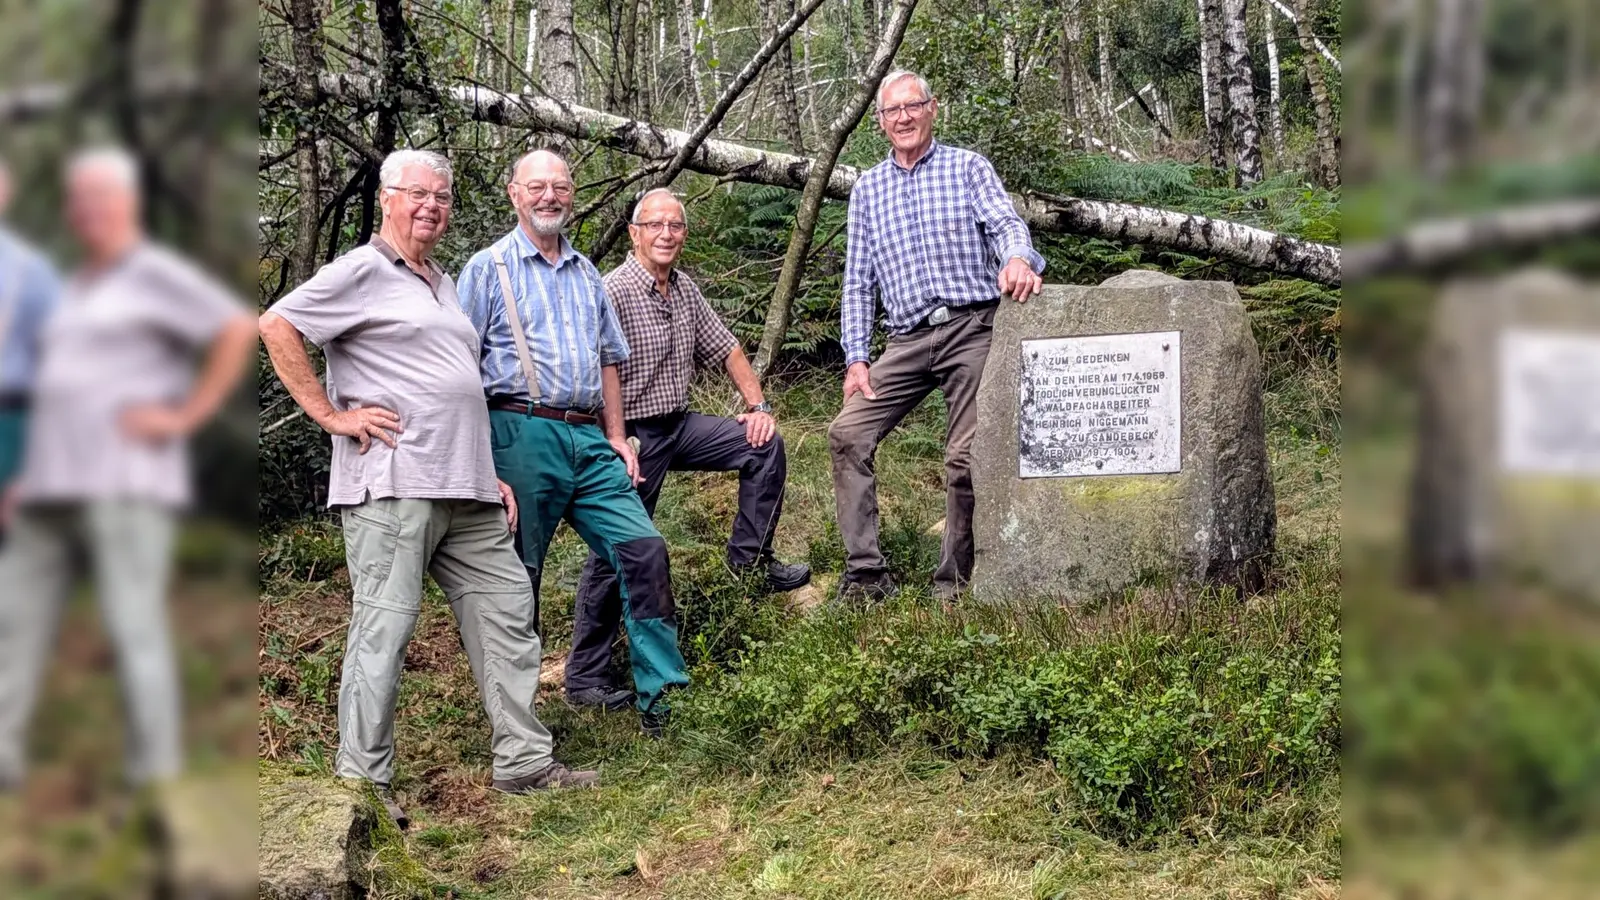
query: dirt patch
[{"left": 414, "top": 764, "right": 496, "bottom": 824}]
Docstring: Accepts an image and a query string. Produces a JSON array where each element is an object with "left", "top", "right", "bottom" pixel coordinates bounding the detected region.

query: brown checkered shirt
[{"left": 604, "top": 254, "right": 740, "bottom": 421}]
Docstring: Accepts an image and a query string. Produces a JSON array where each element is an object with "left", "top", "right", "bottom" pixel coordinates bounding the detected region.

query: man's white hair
[
  {"left": 876, "top": 70, "right": 933, "bottom": 109},
  {"left": 380, "top": 149, "right": 452, "bottom": 189},
  {"left": 67, "top": 146, "right": 141, "bottom": 190},
  {"left": 631, "top": 187, "right": 686, "bottom": 223}
]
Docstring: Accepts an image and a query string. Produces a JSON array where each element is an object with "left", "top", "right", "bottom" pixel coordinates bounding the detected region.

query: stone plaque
[
  {"left": 1499, "top": 328, "right": 1600, "bottom": 476},
  {"left": 1018, "top": 330, "right": 1182, "bottom": 478}
]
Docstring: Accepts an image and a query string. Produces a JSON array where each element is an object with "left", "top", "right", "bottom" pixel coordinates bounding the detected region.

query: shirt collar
[
  {"left": 887, "top": 139, "right": 941, "bottom": 172},
  {"left": 369, "top": 235, "right": 443, "bottom": 278},
  {"left": 509, "top": 225, "right": 579, "bottom": 268},
  {"left": 618, "top": 252, "right": 677, "bottom": 296}
]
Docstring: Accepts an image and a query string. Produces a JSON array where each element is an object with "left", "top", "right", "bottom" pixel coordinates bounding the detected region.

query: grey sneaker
[
  {"left": 492, "top": 762, "right": 601, "bottom": 793},
  {"left": 566, "top": 685, "right": 636, "bottom": 712},
  {"left": 374, "top": 786, "right": 409, "bottom": 830}
]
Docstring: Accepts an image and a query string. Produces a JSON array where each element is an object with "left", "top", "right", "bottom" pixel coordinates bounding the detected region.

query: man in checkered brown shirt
[{"left": 565, "top": 188, "right": 811, "bottom": 711}]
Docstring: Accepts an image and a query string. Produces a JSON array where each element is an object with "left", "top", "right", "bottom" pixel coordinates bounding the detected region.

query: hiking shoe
[
  {"left": 566, "top": 685, "right": 636, "bottom": 712},
  {"left": 733, "top": 556, "right": 813, "bottom": 592},
  {"left": 835, "top": 573, "right": 896, "bottom": 605},
  {"left": 375, "top": 787, "right": 409, "bottom": 830},
  {"left": 493, "top": 762, "right": 601, "bottom": 793},
  {"left": 640, "top": 709, "right": 669, "bottom": 740}
]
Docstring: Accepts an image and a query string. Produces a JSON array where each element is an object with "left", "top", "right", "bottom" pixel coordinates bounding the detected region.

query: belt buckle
[
  {"left": 564, "top": 409, "right": 591, "bottom": 424},
  {"left": 928, "top": 306, "right": 951, "bottom": 326}
]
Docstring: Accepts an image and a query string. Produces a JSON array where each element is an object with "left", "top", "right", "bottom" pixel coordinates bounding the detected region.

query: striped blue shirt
[
  {"left": 841, "top": 141, "right": 1045, "bottom": 365},
  {"left": 0, "top": 226, "right": 62, "bottom": 394},
  {"left": 457, "top": 227, "right": 630, "bottom": 410}
]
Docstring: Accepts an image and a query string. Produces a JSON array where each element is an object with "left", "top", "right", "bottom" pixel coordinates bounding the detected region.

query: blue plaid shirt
[
  {"left": 0, "top": 227, "right": 62, "bottom": 395},
  {"left": 457, "top": 227, "right": 630, "bottom": 410},
  {"left": 841, "top": 141, "right": 1045, "bottom": 365}
]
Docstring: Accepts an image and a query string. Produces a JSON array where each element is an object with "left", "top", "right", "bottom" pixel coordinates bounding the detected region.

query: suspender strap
[
  {"left": 0, "top": 249, "right": 21, "bottom": 359},
  {"left": 489, "top": 246, "right": 543, "bottom": 405}
]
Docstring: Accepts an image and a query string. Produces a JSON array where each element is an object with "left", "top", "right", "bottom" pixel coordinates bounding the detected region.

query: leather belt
[
  {"left": 910, "top": 299, "right": 1000, "bottom": 332},
  {"left": 488, "top": 396, "right": 601, "bottom": 426}
]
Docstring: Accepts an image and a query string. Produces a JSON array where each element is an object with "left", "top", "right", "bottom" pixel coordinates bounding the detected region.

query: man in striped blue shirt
[
  {"left": 0, "top": 158, "right": 62, "bottom": 546},
  {"left": 458, "top": 149, "right": 688, "bottom": 736},
  {"left": 829, "top": 70, "right": 1045, "bottom": 603}
]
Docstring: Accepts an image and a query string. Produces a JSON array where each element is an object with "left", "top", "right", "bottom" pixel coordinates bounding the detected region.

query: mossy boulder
[
  {"left": 258, "top": 769, "right": 435, "bottom": 900},
  {"left": 972, "top": 272, "right": 1276, "bottom": 601}
]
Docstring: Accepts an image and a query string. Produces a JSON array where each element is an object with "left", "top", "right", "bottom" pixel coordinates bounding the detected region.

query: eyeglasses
[
  {"left": 387, "top": 186, "right": 454, "bottom": 206},
  {"left": 516, "top": 180, "right": 574, "bottom": 198},
  {"left": 876, "top": 99, "right": 933, "bottom": 120},
  {"left": 634, "top": 220, "right": 687, "bottom": 235}
]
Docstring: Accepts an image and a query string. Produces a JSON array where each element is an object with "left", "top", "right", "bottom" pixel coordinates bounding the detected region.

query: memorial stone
[
  {"left": 1407, "top": 268, "right": 1600, "bottom": 601},
  {"left": 972, "top": 270, "right": 1276, "bottom": 601}
]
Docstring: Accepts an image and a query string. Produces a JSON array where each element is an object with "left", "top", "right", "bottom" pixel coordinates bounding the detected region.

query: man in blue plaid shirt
[{"left": 829, "top": 70, "right": 1044, "bottom": 603}]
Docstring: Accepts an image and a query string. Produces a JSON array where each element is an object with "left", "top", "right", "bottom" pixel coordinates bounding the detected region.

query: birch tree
[
  {"left": 676, "top": 0, "right": 708, "bottom": 119},
  {"left": 1220, "top": 0, "right": 1264, "bottom": 185},
  {"left": 289, "top": 0, "right": 324, "bottom": 284},
  {"left": 1200, "top": 0, "right": 1230, "bottom": 171},
  {"left": 540, "top": 0, "right": 579, "bottom": 103},
  {"left": 1263, "top": 0, "right": 1285, "bottom": 161},
  {"left": 1290, "top": 0, "right": 1338, "bottom": 187}
]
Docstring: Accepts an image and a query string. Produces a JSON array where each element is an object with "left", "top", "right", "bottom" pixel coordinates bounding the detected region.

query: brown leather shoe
[{"left": 492, "top": 762, "right": 600, "bottom": 793}]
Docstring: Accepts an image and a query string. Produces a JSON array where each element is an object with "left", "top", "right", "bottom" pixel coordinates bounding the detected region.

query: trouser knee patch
[{"left": 616, "top": 537, "right": 673, "bottom": 621}]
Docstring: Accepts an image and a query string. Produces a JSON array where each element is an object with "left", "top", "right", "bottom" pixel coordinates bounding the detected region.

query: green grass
[{"left": 257, "top": 360, "right": 1343, "bottom": 898}]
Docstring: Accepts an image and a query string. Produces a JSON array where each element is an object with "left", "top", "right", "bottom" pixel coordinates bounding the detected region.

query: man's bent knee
[{"left": 616, "top": 536, "right": 673, "bottom": 621}]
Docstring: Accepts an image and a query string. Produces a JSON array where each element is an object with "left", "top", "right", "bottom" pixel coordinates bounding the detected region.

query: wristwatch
[{"left": 747, "top": 401, "right": 774, "bottom": 414}]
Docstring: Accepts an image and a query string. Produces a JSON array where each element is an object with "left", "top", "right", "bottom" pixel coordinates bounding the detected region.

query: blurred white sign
[{"left": 1499, "top": 329, "right": 1600, "bottom": 476}]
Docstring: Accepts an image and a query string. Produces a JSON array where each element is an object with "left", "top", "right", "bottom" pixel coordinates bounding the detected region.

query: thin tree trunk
[
  {"left": 841, "top": 0, "right": 858, "bottom": 76},
  {"left": 541, "top": 0, "right": 579, "bottom": 103},
  {"left": 586, "top": 0, "right": 835, "bottom": 260},
  {"left": 676, "top": 0, "right": 707, "bottom": 119},
  {"left": 290, "top": 0, "right": 325, "bottom": 285},
  {"left": 505, "top": 0, "right": 518, "bottom": 90},
  {"left": 360, "top": 0, "right": 405, "bottom": 245},
  {"left": 703, "top": 0, "right": 725, "bottom": 95},
  {"left": 1200, "top": 0, "right": 1230, "bottom": 171},
  {"left": 1290, "top": 0, "right": 1338, "bottom": 187},
  {"left": 1220, "top": 0, "right": 1264, "bottom": 186},
  {"left": 1263, "top": 0, "right": 1339, "bottom": 72},
  {"left": 754, "top": 0, "right": 920, "bottom": 375},
  {"left": 617, "top": 0, "right": 637, "bottom": 113},
  {"left": 1263, "top": 0, "right": 1284, "bottom": 162},
  {"left": 1096, "top": 0, "right": 1114, "bottom": 124},
  {"left": 526, "top": 4, "right": 539, "bottom": 88},
  {"left": 297, "top": 72, "right": 1345, "bottom": 284},
  {"left": 771, "top": 0, "right": 807, "bottom": 151},
  {"left": 1057, "top": 0, "right": 1086, "bottom": 150},
  {"left": 802, "top": 24, "right": 820, "bottom": 140}
]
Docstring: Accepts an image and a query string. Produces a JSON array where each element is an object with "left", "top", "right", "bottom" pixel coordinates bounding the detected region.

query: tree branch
[
  {"left": 1344, "top": 199, "right": 1600, "bottom": 281},
  {"left": 286, "top": 73, "right": 1344, "bottom": 285}
]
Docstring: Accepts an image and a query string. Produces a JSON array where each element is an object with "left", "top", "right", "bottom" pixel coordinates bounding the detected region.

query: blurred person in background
[
  {"left": 0, "top": 157, "right": 62, "bottom": 549},
  {"left": 0, "top": 147, "right": 257, "bottom": 792},
  {"left": 261, "top": 149, "right": 599, "bottom": 827}
]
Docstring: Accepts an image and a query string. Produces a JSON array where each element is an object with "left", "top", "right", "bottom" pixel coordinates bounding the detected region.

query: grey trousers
[
  {"left": 827, "top": 302, "right": 998, "bottom": 597},
  {"left": 337, "top": 497, "right": 553, "bottom": 786},
  {"left": 0, "top": 501, "right": 180, "bottom": 785}
]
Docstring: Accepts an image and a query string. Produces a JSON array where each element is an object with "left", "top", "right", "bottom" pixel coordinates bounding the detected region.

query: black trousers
[{"left": 566, "top": 411, "right": 786, "bottom": 693}]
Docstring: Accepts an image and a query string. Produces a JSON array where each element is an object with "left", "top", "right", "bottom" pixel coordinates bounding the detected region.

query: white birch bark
[
  {"left": 304, "top": 72, "right": 1343, "bottom": 285},
  {"left": 1263, "top": 0, "right": 1285, "bottom": 161},
  {"left": 1221, "top": 0, "right": 1264, "bottom": 185}
]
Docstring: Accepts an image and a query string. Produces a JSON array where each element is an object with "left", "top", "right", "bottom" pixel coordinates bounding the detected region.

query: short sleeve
[
  {"left": 267, "top": 252, "right": 369, "bottom": 347},
  {"left": 690, "top": 284, "right": 738, "bottom": 370},
  {"left": 140, "top": 248, "right": 250, "bottom": 347}
]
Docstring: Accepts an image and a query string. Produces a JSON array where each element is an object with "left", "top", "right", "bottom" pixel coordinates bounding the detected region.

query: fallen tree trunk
[
  {"left": 278, "top": 74, "right": 1344, "bottom": 285},
  {"left": 1344, "top": 199, "right": 1600, "bottom": 281}
]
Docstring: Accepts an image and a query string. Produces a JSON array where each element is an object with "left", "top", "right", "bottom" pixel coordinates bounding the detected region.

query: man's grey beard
[{"left": 528, "top": 207, "right": 570, "bottom": 236}]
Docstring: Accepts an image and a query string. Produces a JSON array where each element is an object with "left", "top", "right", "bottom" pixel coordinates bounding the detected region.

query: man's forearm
[
  {"left": 723, "top": 346, "right": 765, "bottom": 408},
  {"left": 260, "top": 313, "right": 337, "bottom": 427},
  {"left": 180, "top": 315, "right": 257, "bottom": 429},
  {"left": 601, "top": 365, "right": 626, "bottom": 441}
]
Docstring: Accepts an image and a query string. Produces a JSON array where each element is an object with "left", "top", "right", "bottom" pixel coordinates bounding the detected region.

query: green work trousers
[
  {"left": 0, "top": 409, "right": 25, "bottom": 489},
  {"left": 489, "top": 411, "right": 688, "bottom": 713}
]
